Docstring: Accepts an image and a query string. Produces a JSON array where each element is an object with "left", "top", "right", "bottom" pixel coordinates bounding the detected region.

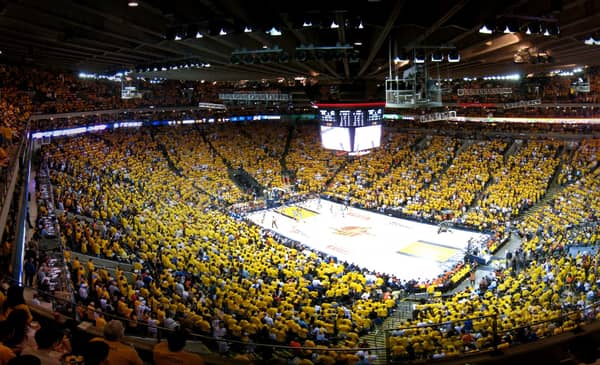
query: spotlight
[
  {"left": 267, "top": 27, "right": 282, "bottom": 36},
  {"left": 479, "top": 25, "right": 493, "bottom": 34},
  {"left": 431, "top": 51, "right": 444, "bottom": 62},
  {"left": 396, "top": 51, "right": 409, "bottom": 62},
  {"left": 174, "top": 35, "right": 182, "bottom": 41},
  {"left": 504, "top": 21, "right": 518, "bottom": 34},
  {"left": 128, "top": 1, "right": 139, "bottom": 7},
  {"left": 219, "top": 28, "right": 227, "bottom": 36},
  {"left": 528, "top": 22, "right": 542, "bottom": 35},
  {"left": 448, "top": 50, "right": 460, "bottom": 62},
  {"left": 413, "top": 50, "right": 425, "bottom": 64},
  {"left": 302, "top": 20, "right": 313, "bottom": 27},
  {"left": 196, "top": 32, "right": 203, "bottom": 39},
  {"left": 244, "top": 26, "right": 252, "bottom": 33},
  {"left": 330, "top": 21, "right": 339, "bottom": 29}
]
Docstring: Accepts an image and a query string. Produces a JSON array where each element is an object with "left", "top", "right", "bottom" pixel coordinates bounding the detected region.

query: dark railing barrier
[
  {"left": 384, "top": 301, "right": 600, "bottom": 364},
  {"left": 17, "top": 282, "right": 600, "bottom": 365},
  {"left": 12, "top": 136, "right": 31, "bottom": 285}
]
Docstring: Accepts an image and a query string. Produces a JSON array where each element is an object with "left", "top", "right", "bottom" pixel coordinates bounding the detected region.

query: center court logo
[{"left": 333, "top": 226, "right": 369, "bottom": 237}]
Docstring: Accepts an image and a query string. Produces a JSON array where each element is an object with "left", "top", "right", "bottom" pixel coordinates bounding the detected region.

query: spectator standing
[{"left": 24, "top": 259, "right": 36, "bottom": 288}]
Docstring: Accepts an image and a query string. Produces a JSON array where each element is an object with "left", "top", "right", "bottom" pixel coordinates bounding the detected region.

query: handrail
[
  {"left": 19, "top": 281, "right": 600, "bottom": 364},
  {"left": 12, "top": 135, "right": 32, "bottom": 285},
  {"left": 20, "top": 284, "right": 385, "bottom": 354}
]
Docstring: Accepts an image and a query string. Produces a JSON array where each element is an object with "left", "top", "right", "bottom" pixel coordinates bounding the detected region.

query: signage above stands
[
  {"left": 219, "top": 93, "right": 291, "bottom": 102},
  {"left": 457, "top": 88, "right": 513, "bottom": 96}
]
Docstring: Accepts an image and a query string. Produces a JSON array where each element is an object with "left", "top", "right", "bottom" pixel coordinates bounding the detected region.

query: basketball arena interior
[{"left": 1, "top": 0, "right": 600, "bottom": 364}]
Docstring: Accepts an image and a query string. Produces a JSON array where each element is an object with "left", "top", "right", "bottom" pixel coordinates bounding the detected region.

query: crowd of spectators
[
  {"left": 32, "top": 119, "right": 600, "bottom": 363},
  {"left": 40, "top": 127, "right": 399, "bottom": 364},
  {"left": 386, "top": 139, "right": 600, "bottom": 361},
  {"left": 2, "top": 62, "right": 600, "bottom": 364}
]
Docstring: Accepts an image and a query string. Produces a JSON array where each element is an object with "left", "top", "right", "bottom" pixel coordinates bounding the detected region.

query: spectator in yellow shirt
[
  {"left": 153, "top": 329, "right": 204, "bottom": 365},
  {"left": 90, "top": 320, "right": 142, "bottom": 365}
]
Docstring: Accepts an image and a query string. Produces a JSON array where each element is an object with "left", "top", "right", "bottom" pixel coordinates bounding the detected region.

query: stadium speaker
[
  {"left": 230, "top": 54, "right": 242, "bottom": 64},
  {"left": 315, "top": 49, "right": 326, "bottom": 60},
  {"left": 278, "top": 51, "right": 290, "bottom": 63},
  {"left": 334, "top": 50, "right": 345, "bottom": 61},
  {"left": 242, "top": 54, "right": 255, "bottom": 64},
  {"left": 296, "top": 50, "right": 308, "bottom": 62},
  {"left": 259, "top": 53, "right": 273, "bottom": 63}
]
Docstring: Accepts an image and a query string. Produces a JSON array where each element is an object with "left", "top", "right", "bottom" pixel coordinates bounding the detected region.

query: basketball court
[{"left": 246, "top": 198, "right": 491, "bottom": 282}]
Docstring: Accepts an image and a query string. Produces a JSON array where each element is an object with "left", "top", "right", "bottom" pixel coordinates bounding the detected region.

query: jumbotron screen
[{"left": 317, "top": 102, "right": 384, "bottom": 152}]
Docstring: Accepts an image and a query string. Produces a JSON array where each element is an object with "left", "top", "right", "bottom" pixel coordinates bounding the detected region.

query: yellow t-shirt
[
  {"left": 0, "top": 343, "right": 16, "bottom": 365},
  {"left": 152, "top": 342, "right": 204, "bottom": 365},
  {"left": 90, "top": 338, "right": 143, "bottom": 365}
]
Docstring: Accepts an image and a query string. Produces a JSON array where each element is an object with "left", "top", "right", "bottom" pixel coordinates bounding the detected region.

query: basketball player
[{"left": 271, "top": 216, "right": 278, "bottom": 229}]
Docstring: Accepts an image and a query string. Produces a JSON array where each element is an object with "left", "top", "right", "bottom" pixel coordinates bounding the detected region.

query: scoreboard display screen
[
  {"left": 317, "top": 102, "right": 384, "bottom": 153},
  {"left": 318, "top": 107, "right": 383, "bottom": 127},
  {"left": 320, "top": 126, "right": 351, "bottom": 151},
  {"left": 353, "top": 125, "right": 382, "bottom": 151}
]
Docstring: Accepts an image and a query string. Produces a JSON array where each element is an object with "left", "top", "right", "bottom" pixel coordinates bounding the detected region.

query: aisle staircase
[
  {"left": 279, "top": 123, "right": 297, "bottom": 179},
  {"left": 358, "top": 299, "right": 415, "bottom": 364},
  {"left": 504, "top": 138, "right": 523, "bottom": 159}
]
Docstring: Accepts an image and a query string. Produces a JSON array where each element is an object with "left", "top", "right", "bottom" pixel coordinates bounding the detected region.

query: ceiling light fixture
[
  {"left": 219, "top": 28, "right": 227, "bottom": 36},
  {"left": 128, "top": 1, "right": 139, "bottom": 7},
  {"left": 448, "top": 50, "right": 461, "bottom": 62},
  {"left": 303, "top": 20, "right": 313, "bottom": 27},
  {"left": 357, "top": 21, "right": 364, "bottom": 29},
  {"left": 174, "top": 35, "right": 182, "bottom": 41},
  {"left": 413, "top": 51, "right": 425, "bottom": 64},
  {"left": 195, "top": 32, "right": 203, "bottom": 39},
  {"left": 503, "top": 25, "right": 512, "bottom": 34},
  {"left": 267, "top": 27, "right": 282, "bottom": 36},
  {"left": 330, "top": 21, "right": 339, "bottom": 29},
  {"left": 431, "top": 51, "right": 444, "bottom": 62},
  {"left": 479, "top": 25, "right": 493, "bottom": 34},
  {"left": 244, "top": 26, "right": 252, "bottom": 33}
]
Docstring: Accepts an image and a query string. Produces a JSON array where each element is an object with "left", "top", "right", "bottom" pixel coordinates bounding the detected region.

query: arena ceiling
[{"left": 0, "top": 0, "right": 599, "bottom": 82}]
